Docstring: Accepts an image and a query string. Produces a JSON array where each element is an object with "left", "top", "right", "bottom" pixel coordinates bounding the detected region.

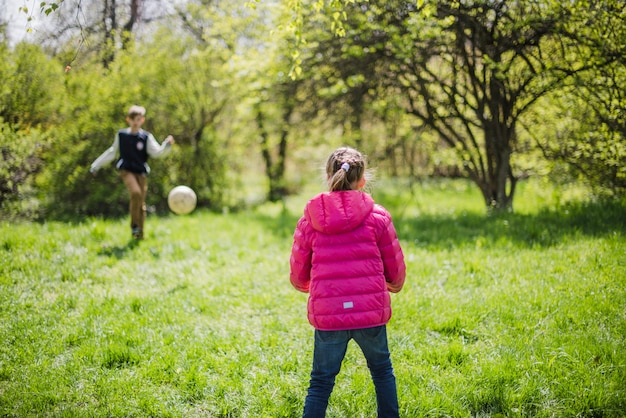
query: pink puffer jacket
[{"left": 290, "top": 191, "right": 406, "bottom": 331}]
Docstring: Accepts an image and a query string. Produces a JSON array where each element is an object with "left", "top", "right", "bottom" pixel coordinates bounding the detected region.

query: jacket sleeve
[
  {"left": 90, "top": 134, "right": 119, "bottom": 173},
  {"left": 146, "top": 133, "right": 172, "bottom": 158},
  {"left": 290, "top": 217, "right": 312, "bottom": 293},
  {"left": 376, "top": 210, "right": 406, "bottom": 293}
]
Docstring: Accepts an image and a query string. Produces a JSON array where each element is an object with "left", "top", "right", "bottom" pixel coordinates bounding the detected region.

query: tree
[
  {"left": 554, "top": 1, "right": 625, "bottom": 197},
  {"left": 0, "top": 42, "right": 61, "bottom": 127},
  {"left": 298, "top": 0, "right": 624, "bottom": 210},
  {"left": 0, "top": 42, "right": 60, "bottom": 218},
  {"left": 528, "top": 80, "right": 626, "bottom": 198},
  {"left": 242, "top": 1, "right": 303, "bottom": 202},
  {"left": 28, "top": 0, "right": 170, "bottom": 68},
  {"left": 37, "top": 22, "right": 236, "bottom": 216},
  {"left": 101, "top": 0, "right": 142, "bottom": 66},
  {"left": 252, "top": 75, "right": 300, "bottom": 202},
  {"left": 138, "top": 30, "right": 230, "bottom": 209},
  {"left": 9, "top": 0, "right": 268, "bottom": 218},
  {"left": 523, "top": 1, "right": 626, "bottom": 197}
]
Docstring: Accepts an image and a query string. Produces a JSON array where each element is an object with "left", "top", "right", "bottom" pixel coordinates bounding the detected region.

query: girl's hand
[{"left": 165, "top": 135, "right": 175, "bottom": 145}]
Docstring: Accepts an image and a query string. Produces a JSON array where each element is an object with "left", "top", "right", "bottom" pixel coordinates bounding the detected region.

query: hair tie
[{"left": 340, "top": 162, "right": 350, "bottom": 172}]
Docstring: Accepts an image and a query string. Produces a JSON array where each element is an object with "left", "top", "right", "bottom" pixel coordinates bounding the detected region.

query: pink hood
[
  {"left": 290, "top": 191, "right": 406, "bottom": 331},
  {"left": 304, "top": 191, "right": 375, "bottom": 235}
]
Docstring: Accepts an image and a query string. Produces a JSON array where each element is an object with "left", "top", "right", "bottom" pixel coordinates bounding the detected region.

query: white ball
[{"left": 168, "top": 185, "right": 197, "bottom": 215}]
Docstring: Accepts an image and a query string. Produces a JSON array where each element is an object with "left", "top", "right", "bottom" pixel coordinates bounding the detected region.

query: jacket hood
[{"left": 304, "top": 191, "right": 374, "bottom": 234}]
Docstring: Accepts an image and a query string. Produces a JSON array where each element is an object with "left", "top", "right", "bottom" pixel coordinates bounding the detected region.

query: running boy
[
  {"left": 290, "top": 146, "right": 406, "bottom": 417},
  {"left": 90, "top": 105, "right": 174, "bottom": 239}
]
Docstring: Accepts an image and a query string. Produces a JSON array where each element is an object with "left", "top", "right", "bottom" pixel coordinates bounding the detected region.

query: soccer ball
[{"left": 168, "top": 185, "right": 197, "bottom": 215}]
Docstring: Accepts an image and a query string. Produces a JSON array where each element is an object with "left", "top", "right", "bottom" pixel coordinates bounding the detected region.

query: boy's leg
[
  {"left": 136, "top": 174, "right": 147, "bottom": 235},
  {"left": 303, "top": 330, "right": 349, "bottom": 418},
  {"left": 353, "top": 326, "right": 399, "bottom": 418},
  {"left": 120, "top": 170, "right": 145, "bottom": 238}
]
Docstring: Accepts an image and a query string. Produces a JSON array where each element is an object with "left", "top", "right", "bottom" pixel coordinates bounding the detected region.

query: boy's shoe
[{"left": 131, "top": 227, "right": 143, "bottom": 240}]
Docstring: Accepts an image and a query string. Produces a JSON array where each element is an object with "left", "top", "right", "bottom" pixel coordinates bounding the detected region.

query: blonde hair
[
  {"left": 326, "top": 147, "right": 366, "bottom": 191},
  {"left": 127, "top": 105, "right": 146, "bottom": 118}
]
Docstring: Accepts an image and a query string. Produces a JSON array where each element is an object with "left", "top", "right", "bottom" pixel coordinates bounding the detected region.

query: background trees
[
  {"left": 298, "top": 0, "right": 625, "bottom": 210},
  {"left": 11, "top": 0, "right": 247, "bottom": 217},
  {"left": 527, "top": 1, "right": 626, "bottom": 198},
  {"left": 1, "top": 0, "right": 624, "bottom": 219},
  {"left": 0, "top": 41, "right": 61, "bottom": 217}
]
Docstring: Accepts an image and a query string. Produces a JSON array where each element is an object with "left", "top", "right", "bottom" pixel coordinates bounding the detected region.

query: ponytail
[
  {"left": 329, "top": 167, "right": 351, "bottom": 191},
  {"left": 326, "top": 147, "right": 365, "bottom": 191}
]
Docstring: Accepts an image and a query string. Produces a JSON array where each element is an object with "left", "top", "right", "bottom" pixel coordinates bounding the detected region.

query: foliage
[
  {"left": 522, "top": 7, "right": 626, "bottom": 196},
  {"left": 525, "top": 82, "right": 626, "bottom": 199},
  {"left": 0, "top": 124, "right": 49, "bottom": 219},
  {"left": 0, "top": 180, "right": 624, "bottom": 416},
  {"left": 0, "top": 42, "right": 62, "bottom": 128},
  {"left": 36, "top": 51, "right": 141, "bottom": 218},
  {"left": 293, "top": 0, "right": 626, "bottom": 211},
  {"left": 18, "top": 0, "right": 64, "bottom": 34},
  {"left": 521, "top": 0, "right": 626, "bottom": 198},
  {"left": 3, "top": 0, "right": 626, "bottom": 220},
  {"left": 35, "top": 20, "right": 239, "bottom": 217},
  {"left": 4, "top": 2, "right": 246, "bottom": 219},
  {"left": 0, "top": 42, "right": 62, "bottom": 219},
  {"left": 116, "top": 31, "right": 229, "bottom": 210},
  {"left": 247, "top": 13, "right": 303, "bottom": 202}
]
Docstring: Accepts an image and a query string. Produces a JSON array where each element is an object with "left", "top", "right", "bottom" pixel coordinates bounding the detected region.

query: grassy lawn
[{"left": 1, "top": 179, "right": 625, "bottom": 417}]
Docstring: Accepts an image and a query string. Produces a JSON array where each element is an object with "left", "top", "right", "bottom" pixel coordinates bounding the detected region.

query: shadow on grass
[
  {"left": 97, "top": 238, "right": 141, "bottom": 259},
  {"left": 251, "top": 210, "right": 302, "bottom": 240},
  {"left": 396, "top": 199, "right": 625, "bottom": 249},
  {"left": 252, "top": 199, "right": 625, "bottom": 250}
]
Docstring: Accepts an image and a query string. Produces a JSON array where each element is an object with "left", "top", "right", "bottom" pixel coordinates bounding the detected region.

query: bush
[{"left": 0, "top": 123, "right": 49, "bottom": 220}]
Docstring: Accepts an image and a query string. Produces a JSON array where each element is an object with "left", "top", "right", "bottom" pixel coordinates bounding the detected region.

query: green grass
[{"left": 1, "top": 179, "right": 625, "bottom": 417}]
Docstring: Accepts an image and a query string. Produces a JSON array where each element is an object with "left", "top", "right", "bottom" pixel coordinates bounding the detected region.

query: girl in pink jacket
[{"left": 290, "top": 146, "right": 406, "bottom": 418}]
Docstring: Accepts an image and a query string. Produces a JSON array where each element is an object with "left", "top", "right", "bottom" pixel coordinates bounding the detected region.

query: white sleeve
[
  {"left": 146, "top": 133, "right": 172, "bottom": 158},
  {"left": 90, "top": 134, "right": 119, "bottom": 173}
]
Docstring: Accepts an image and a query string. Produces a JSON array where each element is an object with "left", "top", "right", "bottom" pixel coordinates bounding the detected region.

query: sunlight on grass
[{"left": 0, "top": 179, "right": 624, "bottom": 416}]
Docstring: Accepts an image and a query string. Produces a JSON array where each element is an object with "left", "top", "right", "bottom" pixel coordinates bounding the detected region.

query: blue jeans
[{"left": 303, "top": 325, "right": 399, "bottom": 418}]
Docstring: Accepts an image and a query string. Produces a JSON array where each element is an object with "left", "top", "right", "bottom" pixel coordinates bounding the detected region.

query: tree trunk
[
  {"left": 478, "top": 127, "right": 516, "bottom": 211},
  {"left": 256, "top": 106, "right": 283, "bottom": 202},
  {"left": 102, "top": 0, "right": 117, "bottom": 68},
  {"left": 121, "top": 0, "right": 141, "bottom": 50}
]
